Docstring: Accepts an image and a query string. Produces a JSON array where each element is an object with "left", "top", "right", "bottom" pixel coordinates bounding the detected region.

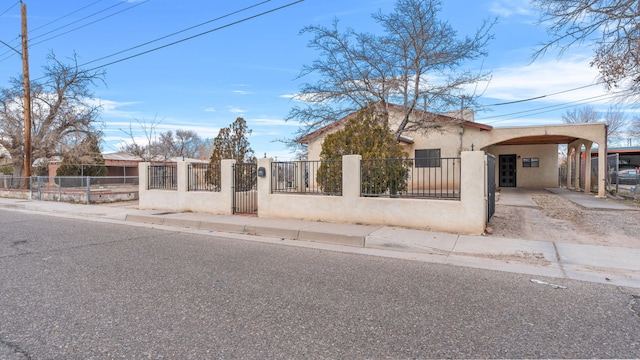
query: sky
[{"left": 0, "top": 0, "right": 634, "bottom": 160}]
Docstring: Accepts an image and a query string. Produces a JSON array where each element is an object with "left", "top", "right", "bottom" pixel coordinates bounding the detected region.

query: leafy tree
[
  {"left": 0, "top": 165, "right": 13, "bottom": 175},
  {"left": 208, "top": 117, "right": 257, "bottom": 189},
  {"left": 209, "top": 117, "right": 256, "bottom": 164},
  {"left": 287, "top": 0, "right": 494, "bottom": 150},
  {"left": 317, "top": 106, "right": 409, "bottom": 195},
  {"left": 0, "top": 52, "right": 105, "bottom": 176},
  {"left": 56, "top": 134, "right": 107, "bottom": 177},
  {"left": 532, "top": 0, "right": 640, "bottom": 95}
]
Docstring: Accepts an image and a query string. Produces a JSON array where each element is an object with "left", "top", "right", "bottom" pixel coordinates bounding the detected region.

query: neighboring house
[
  {"left": 591, "top": 146, "right": 640, "bottom": 169},
  {"left": 46, "top": 152, "right": 208, "bottom": 178},
  {"left": 298, "top": 104, "right": 608, "bottom": 196},
  {"left": 47, "top": 151, "right": 141, "bottom": 178}
]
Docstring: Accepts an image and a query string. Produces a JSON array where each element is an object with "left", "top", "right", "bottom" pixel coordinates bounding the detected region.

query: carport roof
[{"left": 495, "top": 135, "right": 580, "bottom": 146}]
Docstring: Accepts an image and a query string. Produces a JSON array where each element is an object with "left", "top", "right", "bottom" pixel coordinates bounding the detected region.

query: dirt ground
[{"left": 488, "top": 190, "right": 640, "bottom": 249}]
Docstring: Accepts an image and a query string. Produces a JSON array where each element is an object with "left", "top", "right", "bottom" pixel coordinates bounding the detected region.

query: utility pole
[{"left": 21, "top": 1, "right": 32, "bottom": 185}]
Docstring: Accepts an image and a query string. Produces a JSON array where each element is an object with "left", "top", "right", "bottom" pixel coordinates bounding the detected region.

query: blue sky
[{"left": 0, "top": 0, "right": 629, "bottom": 160}]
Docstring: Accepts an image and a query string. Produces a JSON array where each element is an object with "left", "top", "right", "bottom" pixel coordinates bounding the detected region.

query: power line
[
  {"left": 480, "top": 90, "right": 631, "bottom": 124},
  {"left": 0, "top": 0, "right": 145, "bottom": 61},
  {"left": 31, "top": 0, "right": 149, "bottom": 46},
  {"left": 30, "top": 0, "right": 103, "bottom": 34},
  {"left": 481, "top": 83, "right": 604, "bottom": 107},
  {"left": 0, "top": 0, "right": 19, "bottom": 17},
  {"left": 81, "top": 0, "right": 305, "bottom": 72},
  {"left": 81, "top": 0, "right": 272, "bottom": 67}
]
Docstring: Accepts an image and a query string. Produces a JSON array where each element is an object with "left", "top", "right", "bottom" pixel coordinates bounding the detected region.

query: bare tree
[
  {"left": 121, "top": 119, "right": 209, "bottom": 161},
  {"left": 287, "top": 0, "right": 494, "bottom": 147},
  {"left": 561, "top": 106, "right": 600, "bottom": 124},
  {"left": 562, "top": 105, "right": 628, "bottom": 141},
  {"left": 603, "top": 105, "right": 628, "bottom": 139},
  {"left": 157, "top": 130, "right": 207, "bottom": 160},
  {"left": 532, "top": 0, "right": 640, "bottom": 96},
  {"left": 630, "top": 116, "right": 640, "bottom": 138},
  {"left": 0, "top": 52, "right": 105, "bottom": 176},
  {"left": 120, "top": 117, "right": 163, "bottom": 162}
]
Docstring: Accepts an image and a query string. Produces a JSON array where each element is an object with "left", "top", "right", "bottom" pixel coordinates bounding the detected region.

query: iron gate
[
  {"left": 233, "top": 163, "right": 258, "bottom": 215},
  {"left": 487, "top": 154, "right": 496, "bottom": 222}
]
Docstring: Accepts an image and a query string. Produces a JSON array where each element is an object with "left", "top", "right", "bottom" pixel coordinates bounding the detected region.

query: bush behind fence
[{"left": 271, "top": 157, "right": 460, "bottom": 200}]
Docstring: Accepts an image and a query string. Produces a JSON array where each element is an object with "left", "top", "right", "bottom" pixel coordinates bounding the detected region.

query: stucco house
[{"left": 298, "top": 104, "right": 608, "bottom": 197}]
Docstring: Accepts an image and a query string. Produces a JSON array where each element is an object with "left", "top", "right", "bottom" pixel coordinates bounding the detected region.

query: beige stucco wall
[
  {"left": 138, "top": 161, "right": 234, "bottom": 214},
  {"left": 484, "top": 144, "right": 559, "bottom": 188},
  {"left": 139, "top": 153, "right": 490, "bottom": 234},
  {"left": 258, "top": 152, "right": 488, "bottom": 234}
]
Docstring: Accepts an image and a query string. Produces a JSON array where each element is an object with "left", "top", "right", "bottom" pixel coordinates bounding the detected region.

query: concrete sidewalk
[{"left": 1, "top": 196, "right": 638, "bottom": 289}]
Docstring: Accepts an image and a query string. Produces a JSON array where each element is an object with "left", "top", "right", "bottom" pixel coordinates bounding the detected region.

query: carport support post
[
  {"left": 573, "top": 144, "right": 581, "bottom": 191},
  {"left": 597, "top": 144, "right": 606, "bottom": 198},
  {"left": 584, "top": 141, "right": 593, "bottom": 193}
]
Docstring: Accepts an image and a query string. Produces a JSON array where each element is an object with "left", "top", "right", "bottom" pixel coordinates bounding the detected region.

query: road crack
[{"left": 0, "top": 337, "right": 32, "bottom": 359}]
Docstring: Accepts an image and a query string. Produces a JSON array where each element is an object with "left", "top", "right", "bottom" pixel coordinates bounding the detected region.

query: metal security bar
[
  {"left": 148, "top": 165, "right": 177, "bottom": 190},
  {"left": 233, "top": 163, "right": 257, "bottom": 214},
  {"left": 361, "top": 158, "right": 461, "bottom": 200},
  {"left": 188, "top": 163, "right": 221, "bottom": 192},
  {"left": 271, "top": 160, "right": 342, "bottom": 196}
]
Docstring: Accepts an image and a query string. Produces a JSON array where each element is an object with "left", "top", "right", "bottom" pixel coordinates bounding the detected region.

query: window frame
[{"left": 415, "top": 148, "right": 441, "bottom": 168}]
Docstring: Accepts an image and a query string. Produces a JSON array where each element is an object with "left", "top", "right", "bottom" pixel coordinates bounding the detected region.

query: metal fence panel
[
  {"left": 148, "top": 165, "right": 177, "bottom": 190},
  {"left": 361, "top": 158, "right": 461, "bottom": 200},
  {"left": 188, "top": 163, "right": 221, "bottom": 192},
  {"left": 271, "top": 160, "right": 342, "bottom": 196}
]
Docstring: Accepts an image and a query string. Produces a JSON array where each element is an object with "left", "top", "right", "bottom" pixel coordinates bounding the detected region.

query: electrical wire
[
  {"left": 481, "top": 83, "right": 604, "bottom": 107},
  {"left": 30, "top": 0, "right": 149, "bottom": 46},
  {"left": 81, "top": 0, "right": 305, "bottom": 72},
  {"left": 0, "top": 0, "right": 145, "bottom": 61},
  {"left": 0, "top": 0, "right": 19, "bottom": 17},
  {"left": 30, "top": 0, "right": 103, "bottom": 34},
  {"left": 81, "top": 0, "right": 272, "bottom": 67},
  {"left": 480, "top": 90, "right": 631, "bottom": 124}
]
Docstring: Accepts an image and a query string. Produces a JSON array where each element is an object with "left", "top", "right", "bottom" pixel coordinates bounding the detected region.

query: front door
[{"left": 499, "top": 155, "right": 517, "bottom": 187}]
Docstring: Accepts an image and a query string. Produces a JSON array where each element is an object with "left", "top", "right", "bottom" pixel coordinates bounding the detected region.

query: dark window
[
  {"left": 415, "top": 149, "right": 441, "bottom": 168},
  {"left": 522, "top": 158, "right": 539, "bottom": 168}
]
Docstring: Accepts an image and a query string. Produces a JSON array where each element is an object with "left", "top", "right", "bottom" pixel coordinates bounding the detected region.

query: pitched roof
[{"left": 297, "top": 104, "right": 492, "bottom": 144}]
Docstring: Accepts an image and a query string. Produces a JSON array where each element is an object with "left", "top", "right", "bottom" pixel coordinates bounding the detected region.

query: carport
[{"left": 470, "top": 123, "right": 608, "bottom": 198}]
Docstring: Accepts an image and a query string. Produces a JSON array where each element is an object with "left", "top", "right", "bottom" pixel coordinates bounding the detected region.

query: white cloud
[
  {"left": 489, "top": 0, "right": 533, "bottom": 17},
  {"left": 250, "top": 118, "right": 302, "bottom": 127},
  {"left": 87, "top": 98, "right": 142, "bottom": 118},
  {"left": 228, "top": 107, "right": 245, "bottom": 114},
  {"left": 480, "top": 56, "right": 610, "bottom": 104},
  {"left": 233, "top": 90, "right": 253, "bottom": 95},
  {"left": 204, "top": 107, "right": 216, "bottom": 113}
]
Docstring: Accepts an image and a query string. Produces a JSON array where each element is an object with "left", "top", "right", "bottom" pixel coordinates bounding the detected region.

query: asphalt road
[{"left": 1, "top": 209, "right": 639, "bottom": 359}]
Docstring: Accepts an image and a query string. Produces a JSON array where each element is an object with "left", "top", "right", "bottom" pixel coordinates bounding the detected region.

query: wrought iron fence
[
  {"left": 188, "top": 163, "right": 221, "bottom": 192},
  {"left": 271, "top": 160, "right": 343, "bottom": 196},
  {"left": 361, "top": 157, "right": 461, "bottom": 200},
  {"left": 148, "top": 165, "right": 177, "bottom": 190}
]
